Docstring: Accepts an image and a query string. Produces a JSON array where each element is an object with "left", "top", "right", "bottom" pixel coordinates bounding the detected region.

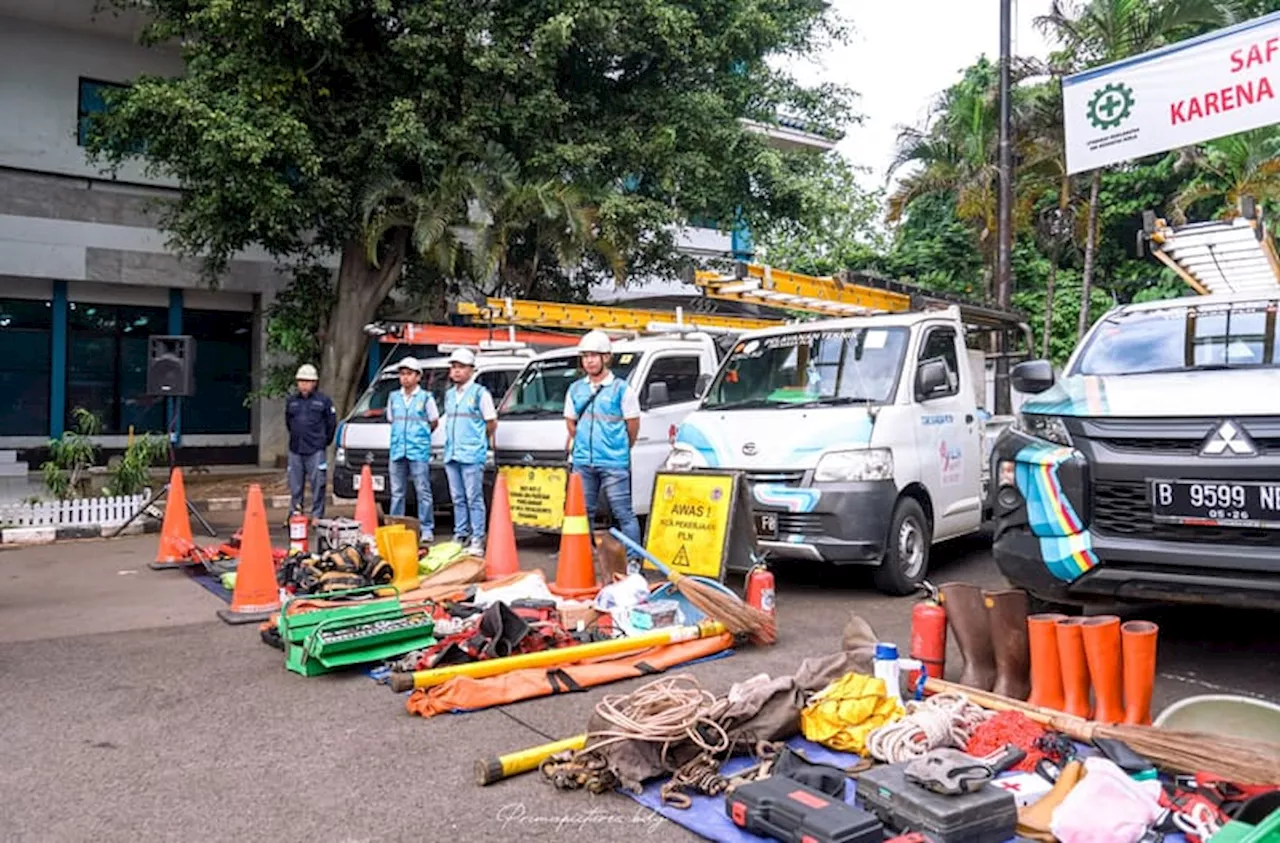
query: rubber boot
[
  {"left": 1027, "top": 613, "right": 1067, "bottom": 711},
  {"left": 1121, "top": 620, "right": 1158, "bottom": 725},
  {"left": 1054, "top": 617, "right": 1092, "bottom": 719},
  {"left": 985, "top": 588, "right": 1031, "bottom": 700},
  {"left": 938, "top": 582, "right": 997, "bottom": 691},
  {"left": 1081, "top": 615, "right": 1125, "bottom": 724}
]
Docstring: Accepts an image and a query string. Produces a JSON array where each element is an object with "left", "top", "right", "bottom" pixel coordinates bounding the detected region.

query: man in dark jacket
[{"left": 285, "top": 363, "right": 337, "bottom": 519}]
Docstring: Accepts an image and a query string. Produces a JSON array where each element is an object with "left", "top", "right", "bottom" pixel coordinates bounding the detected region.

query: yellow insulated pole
[
  {"left": 475, "top": 733, "right": 588, "bottom": 785},
  {"left": 388, "top": 620, "right": 727, "bottom": 692}
]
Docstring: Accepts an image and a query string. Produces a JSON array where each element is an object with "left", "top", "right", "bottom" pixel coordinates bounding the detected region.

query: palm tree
[
  {"left": 1035, "top": 0, "right": 1238, "bottom": 339},
  {"left": 1171, "top": 127, "right": 1280, "bottom": 223}
]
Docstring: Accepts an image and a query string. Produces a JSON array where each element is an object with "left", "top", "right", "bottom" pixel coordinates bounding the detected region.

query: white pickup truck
[
  {"left": 493, "top": 332, "right": 723, "bottom": 520},
  {"left": 662, "top": 306, "right": 1015, "bottom": 594}
]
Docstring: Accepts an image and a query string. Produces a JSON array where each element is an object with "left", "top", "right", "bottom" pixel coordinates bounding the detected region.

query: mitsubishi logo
[
  {"left": 1201, "top": 421, "right": 1256, "bottom": 456},
  {"left": 742, "top": 442, "right": 758, "bottom": 456},
  {"left": 521, "top": 453, "right": 535, "bottom": 464}
]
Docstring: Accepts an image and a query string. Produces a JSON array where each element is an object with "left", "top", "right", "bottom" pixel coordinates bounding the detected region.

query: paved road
[{"left": 1, "top": 516, "right": 1276, "bottom": 843}]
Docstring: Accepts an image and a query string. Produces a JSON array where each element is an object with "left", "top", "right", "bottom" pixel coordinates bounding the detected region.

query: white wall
[{"left": 0, "top": 14, "right": 182, "bottom": 187}]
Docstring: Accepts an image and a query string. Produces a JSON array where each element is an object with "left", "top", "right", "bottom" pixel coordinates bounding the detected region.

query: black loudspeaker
[{"left": 147, "top": 335, "right": 196, "bottom": 397}]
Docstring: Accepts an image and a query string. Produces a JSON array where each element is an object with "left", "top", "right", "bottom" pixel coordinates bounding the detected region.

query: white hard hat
[
  {"left": 448, "top": 347, "right": 477, "bottom": 367},
  {"left": 577, "top": 330, "right": 612, "bottom": 354},
  {"left": 295, "top": 363, "right": 319, "bottom": 381},
  {"left": 396, "top": 356, "right": 423, "bottom": 373}
]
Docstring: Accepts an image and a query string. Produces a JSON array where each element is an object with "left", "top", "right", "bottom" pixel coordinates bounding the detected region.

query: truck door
[
  {"left": 631, "top": 353, "right": 704, "bottom": 515},
  {"left": 913, "top": 325, "right": 983, "bottom": 540}
]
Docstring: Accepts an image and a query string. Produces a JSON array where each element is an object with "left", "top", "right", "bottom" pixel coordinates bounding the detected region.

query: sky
[{"left": 781, "top": 0, "right": 1059, "bottom": 193}]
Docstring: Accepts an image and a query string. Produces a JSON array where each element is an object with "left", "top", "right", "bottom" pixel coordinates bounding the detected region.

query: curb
[
  {"left": 1, "top": 519, "right": 158, "bottom": 546},
  {"left": 195, "top": 494, "right": 344, "bottom": 513}
]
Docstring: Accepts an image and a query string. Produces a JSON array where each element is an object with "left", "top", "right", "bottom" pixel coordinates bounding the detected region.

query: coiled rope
[
  {"left": 866, "top": 691, "right": 993, "bottom": 763},
  {"left": 580, "top": 674, "right": 730, "bottom": 766}
]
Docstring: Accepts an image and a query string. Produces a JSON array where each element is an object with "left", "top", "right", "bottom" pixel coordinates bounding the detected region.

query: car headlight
[
  {"left": 1015, "top": 413, "right": 1072, "bottom": 446},
  {"left": 335, "top": 446, "right": 346, "bottom": 465},
  {"left": 663, "top": 446, "right": 701, "bottom": 472},
  {"left": 814, "top": 448, "right": 894, "bottom": 483}
]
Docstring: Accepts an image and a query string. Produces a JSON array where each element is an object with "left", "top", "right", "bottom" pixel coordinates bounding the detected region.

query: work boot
[
  {"left": 984, "top": 588, "right": 1031, "bottom": 700},
  {"left": 1081, "top": 615, "right": 1125, "bottom": 724},
  {"left": 938, "top": 582, "right": 997, "bottom": 691},
  {"left": 1054, "top": 617, "right": 1092, "bottom": 719},
  {"left": 1121, "top": 620, "right": 1158, "bottom": 725},
  {"left": 1026, "top": 613, "right": 1067, "bottom": 711}
]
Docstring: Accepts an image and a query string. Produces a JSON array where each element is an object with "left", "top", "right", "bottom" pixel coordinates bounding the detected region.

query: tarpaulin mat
[
  {"left": 185, "top": 567, "right": 233, "bottom": 602},
  {"left": 623, "top": 738, "right": 1190, "bottom": 843}
]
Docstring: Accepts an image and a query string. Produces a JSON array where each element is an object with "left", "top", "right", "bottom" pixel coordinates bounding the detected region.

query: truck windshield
[
  {"left": 499, "top": 352, "right": 643, "bottom": 418},
  {"left": 1072, "top": 299, "right": 1278, "bottom": 376},
  {"left": 347, "top": 369, "right": 450, "bottom": 423},
  {"left": 703, "top": 327, "right": 910, "bottom": 409}
]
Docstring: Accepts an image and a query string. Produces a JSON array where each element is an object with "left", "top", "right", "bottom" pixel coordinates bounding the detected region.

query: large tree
[{"left": 86, "top": 0, "right": 853, "bottom": 413}]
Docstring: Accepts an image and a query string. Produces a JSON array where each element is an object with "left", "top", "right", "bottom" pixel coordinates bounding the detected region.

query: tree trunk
[
  {"left": 319, "top": 234, "right": 407, "bottom": 417},
  {"left": 1042, "top": 262, "right": 1057, "bottom": 359},
  {"left": 1078, "top": 169, "right": 1101, "bottom": 340}
]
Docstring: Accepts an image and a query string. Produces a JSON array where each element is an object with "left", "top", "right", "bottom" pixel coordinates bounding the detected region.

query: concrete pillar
[{"left": 253, "top": 290, "right": 288, "bottom": 468}]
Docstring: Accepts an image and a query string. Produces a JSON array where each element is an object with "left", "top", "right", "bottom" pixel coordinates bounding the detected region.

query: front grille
[
  {"left": 347, "top": 451, "right": 390, "bottom": 472},
  {"left": 1097, "top": 437, "right": 1280, "bottom": 455},
  {"left": 777, "top": 513, "right": 823, "bottom": 534},
  {"left": 1092, "top": 480, "right": 1280, "bottom": 548},
  {"left": 745, "top": 470, "right": 805, "bottom": 486},
  {"left": 495, "top": 449, "right": 566, "bottom": 465}
]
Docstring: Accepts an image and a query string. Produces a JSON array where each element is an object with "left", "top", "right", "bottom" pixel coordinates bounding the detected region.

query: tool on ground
[
  {"left": 923, "top": 677, "right": 1280, "bottom": 785},
  {"left": 295, "top": 604, "right": 436, "bottom": 676},
  {"left": 389, "top": 619, "right": 727, "bottom": 691},
  {"left": 475, "top": 734, "right": 588, "bottom": 785},
  {"left": 904, "top": 745, "right": 1027, "bottom": 796},
  {"left": 608, "top": 528, "right": 776, "bottom": 644},
  {"left": 856, "top": 759, "right": 1019, "bottom": 843},
  {"left": 726, "top": 774, "right": 884, "bottom": 843}
]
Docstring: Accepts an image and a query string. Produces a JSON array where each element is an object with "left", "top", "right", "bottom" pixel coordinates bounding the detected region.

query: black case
[
  {"left": 854, "top": 761, "right": 1018, "bottom": 843},
  {"left": 726, "top": 776, "right": 884, "bottom": 843}
]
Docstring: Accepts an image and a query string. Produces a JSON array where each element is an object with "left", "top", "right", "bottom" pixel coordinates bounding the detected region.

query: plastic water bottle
[{"left": 874, "top": 642, "right": 923, "bottom": 704}]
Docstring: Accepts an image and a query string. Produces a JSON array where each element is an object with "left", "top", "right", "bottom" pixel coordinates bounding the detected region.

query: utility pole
[{"left": 995, "top": 0, "right": 1014, "bottom": 415}]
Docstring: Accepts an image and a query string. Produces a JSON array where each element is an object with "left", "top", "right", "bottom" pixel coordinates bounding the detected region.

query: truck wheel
[{"left": 873, "top": 497, "right": 931, "bottom": 596}]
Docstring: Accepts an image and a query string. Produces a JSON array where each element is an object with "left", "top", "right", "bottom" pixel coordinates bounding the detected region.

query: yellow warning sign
[
  {"left": 498, "top": 465, "right": 567, "bottom": 529},
  {"left": 644, "top": 472, "right": 736, "bottom": 581}
]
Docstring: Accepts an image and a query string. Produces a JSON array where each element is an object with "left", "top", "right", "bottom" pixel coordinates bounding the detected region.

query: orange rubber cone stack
[
  {"left": 354, "top": 464, "right": 379, "bottom": 536},
  {"left": 151, "top": 467, "right": 197, "bottom": 570},
  {"left": 217, "top": 484, "right": 281, "bottom": 625},
  {"left": 549, "top": 472, "right": 599, "bottom": 599},
  {"left": 484, "top": 472, "right": 520, "bottom": 579}
]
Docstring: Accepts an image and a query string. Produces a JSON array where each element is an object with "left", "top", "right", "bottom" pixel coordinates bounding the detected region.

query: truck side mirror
[
  {"left": 695, "top": 373, "right": 712, "bottom": 397},
  {"left": 1011, "top": 360, "right": 1055, "bottom": 394},
  {"left": 645, "top": 381, "right": 670, "bottom": 408},
  {"left": 915, "top": 359, "right": 949, "bottom": 401}
]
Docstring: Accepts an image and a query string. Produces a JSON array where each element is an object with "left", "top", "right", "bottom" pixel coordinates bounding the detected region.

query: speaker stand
[{"left": 110, "top": 398, "right": 217, "bottom": 539}]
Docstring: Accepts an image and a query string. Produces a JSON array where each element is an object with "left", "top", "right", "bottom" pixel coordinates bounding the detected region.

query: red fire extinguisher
[
  {"left": 909, "top": 581, "right": 946, "bottom": 688},
  {"left": 288, "top": 510, "right": 310, "bottom": 555},
  {"left": 745, "top": 563, "right": 776, "bottom": 646}
]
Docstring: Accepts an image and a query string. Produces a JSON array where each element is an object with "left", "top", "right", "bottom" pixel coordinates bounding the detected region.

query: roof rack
[{"left": 1139, "top": 197, "right": 1280, "bottom": 296}]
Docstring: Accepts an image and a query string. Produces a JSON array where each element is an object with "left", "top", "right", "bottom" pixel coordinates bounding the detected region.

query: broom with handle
[
  {"left": 924, "top": 677, "right": 1280, "bottom": 785},
  {"left": 608, "top": 528, "right": 776, "bottom": 644}
]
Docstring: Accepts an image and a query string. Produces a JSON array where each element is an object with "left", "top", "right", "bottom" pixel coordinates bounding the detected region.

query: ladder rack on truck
[
  {"left": 1139, "top": 198, "right": 1280, "bottom": 296},
  {"left": 453, "top": 296, "right": 783, "bottom": 334}
]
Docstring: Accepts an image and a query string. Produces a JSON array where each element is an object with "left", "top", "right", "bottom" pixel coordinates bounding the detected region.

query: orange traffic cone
[
  {"left": 484, "top": 472, "right": 520, "bottom": 580},
  {"left": 151, "top": 467, "right": 197, "bottom": 570},
  {"left": 549, "top": 472, "right": 599, "bottom": 599},
  {"left": 217, "top": 484, "right": 281, "bottom": 625},
  {"left": 354, "top": 463, "right": 379, "bottom": 536}
]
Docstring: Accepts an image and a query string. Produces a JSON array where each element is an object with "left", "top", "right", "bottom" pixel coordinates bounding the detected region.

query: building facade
[{"left": 0, "top": 0, "right": 836, "bottom": 468}]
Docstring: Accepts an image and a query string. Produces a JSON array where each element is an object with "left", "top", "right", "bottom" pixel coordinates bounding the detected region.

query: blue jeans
[
  {"left": 389, "top": 457, "right": 433, "bottom": 532},
  {"left": 575, "top": 465, "right": 641, "bottom": 551},
  {"left": 445, "top": 461, "right": 487, "bottom": 542},
  {"left": 287, "top": 450, "right": 326, "bottom": 518}
]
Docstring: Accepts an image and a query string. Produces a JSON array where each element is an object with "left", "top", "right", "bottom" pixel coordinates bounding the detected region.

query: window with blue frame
[
  {"left": 77, "top": 78, "right": 130, "bottom": 147},
  {"left": 0, "top": 299, "right": 53, "bottom": 436},
  {"left": 66, "top": 302, "right": 169, "bottom": 434},
  {"left": 182, "top": 310, "right": 253, "bottom": 435}
]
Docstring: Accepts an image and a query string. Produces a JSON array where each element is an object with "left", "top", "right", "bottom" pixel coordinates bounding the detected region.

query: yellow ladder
[
  {"left": 454, "top": 297, "right": 782, "bottom": 332},
  {"left": 693, "top": 262, "right": 912, "bottom": 317}
]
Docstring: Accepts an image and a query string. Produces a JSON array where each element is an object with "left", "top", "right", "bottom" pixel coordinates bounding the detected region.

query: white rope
[{"left": 866, "top": 691, "right": 994, "bottom": 763}]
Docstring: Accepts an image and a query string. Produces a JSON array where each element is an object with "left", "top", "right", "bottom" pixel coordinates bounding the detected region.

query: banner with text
[
  {"left": 498, "top": 465, "right": 567, "bottom": 530},
  {"left": 1064, "top": 12, "right": 1280, "bottom": 175}
]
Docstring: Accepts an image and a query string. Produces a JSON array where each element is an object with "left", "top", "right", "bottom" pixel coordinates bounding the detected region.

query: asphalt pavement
[{"left": 1, "top": 513, "right": 1276, "bottom": 843}]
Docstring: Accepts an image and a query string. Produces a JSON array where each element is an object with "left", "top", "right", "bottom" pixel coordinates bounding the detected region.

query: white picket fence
[{"left": 0, "top": 490, "right": 150, "bottom": 529}]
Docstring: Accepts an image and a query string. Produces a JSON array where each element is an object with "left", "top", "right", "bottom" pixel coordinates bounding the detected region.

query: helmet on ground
[
  {"left": 448, "top": 347, "right": 477, "bottom": 367},
  {"left": 577, "top": 330, "right": 612, "bottom": 355},
  {"left": 295, "top": 363, "right": 319, "bottom": 381},
  {"left": 397, "top": 356, "right": 423, "bottom": 373}
]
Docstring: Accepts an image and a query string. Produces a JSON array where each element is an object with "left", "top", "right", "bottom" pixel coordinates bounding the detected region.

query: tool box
[
  {"left": 725, "top": 775, "right": 884, "bottom": 843},
  {"left": 855, "top": 761, "right": 1017, "bottom": 843}
]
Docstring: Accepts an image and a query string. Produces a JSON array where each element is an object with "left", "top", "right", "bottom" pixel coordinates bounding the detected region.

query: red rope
[{"left": 964, "top": 710, "right": 1046, "bottom": 773}]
